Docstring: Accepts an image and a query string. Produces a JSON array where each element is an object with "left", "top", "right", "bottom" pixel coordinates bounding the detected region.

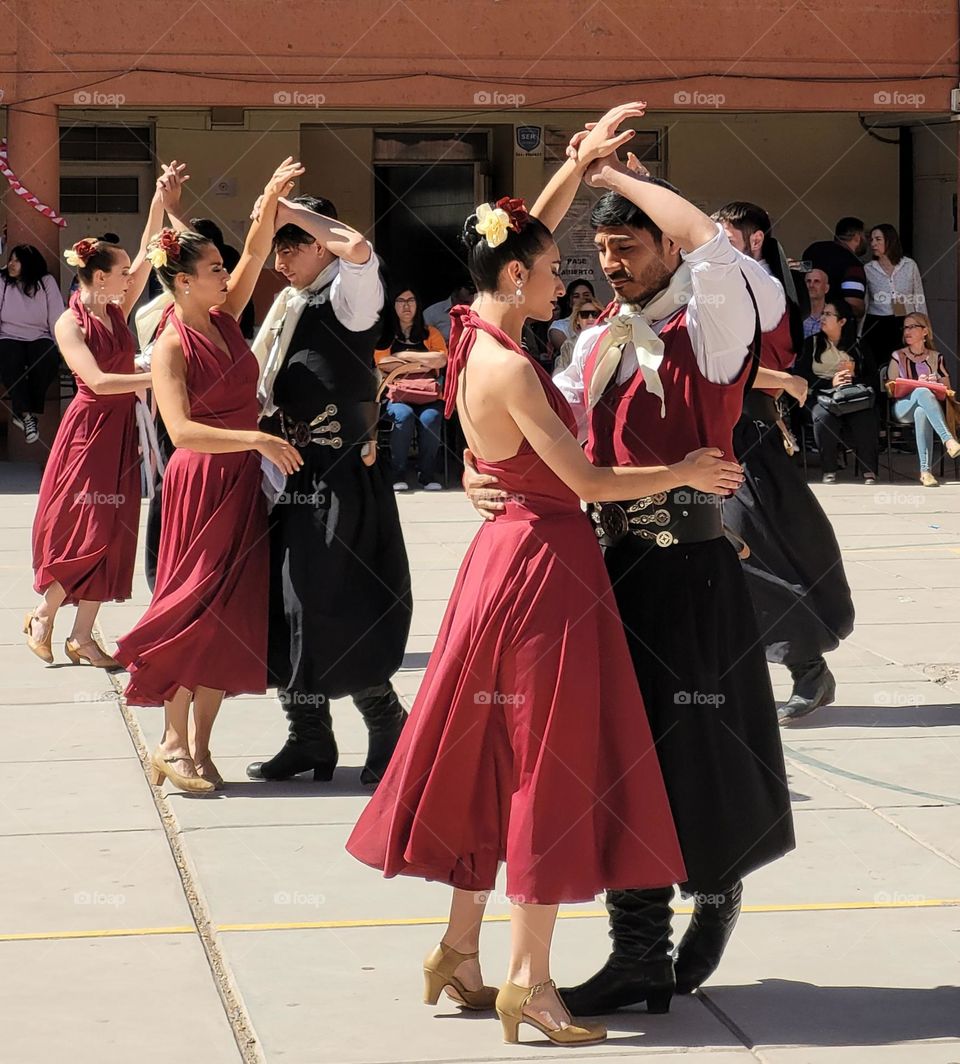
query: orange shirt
[{"left": 374, "top": 325, "right": 447, "bottom": 366}]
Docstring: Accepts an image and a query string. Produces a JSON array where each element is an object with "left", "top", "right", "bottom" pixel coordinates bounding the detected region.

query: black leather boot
[
  {"left": 674, "top": 880, "right": 743, "bottom": 994},
  {"left": 558, "top": 887, "right": 675, "bottom": 1015},
  {"left": 246, "top": 692, "right": 338, "bottom": 781},
  {"left": 353, "top": 682, "right": 408, "bottom": 786},
  {"left": 778, "top": 657, "right": 836, "bottom": 725}
]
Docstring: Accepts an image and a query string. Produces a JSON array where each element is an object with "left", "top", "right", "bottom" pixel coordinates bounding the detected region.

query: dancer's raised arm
[
  {"left": 531, "top": 102, "right": 645, "bottom": 233},
  {"left": 222, "top": 157, "right": 305, "bottom": 320},
  {"left": 119, "top": 162, "right": 187, "bottom": 317}
]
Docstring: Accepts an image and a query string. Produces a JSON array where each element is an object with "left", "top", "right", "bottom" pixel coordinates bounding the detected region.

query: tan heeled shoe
[
  {"left": 148, "top": 750, "right": 215, "bottom": 794},
  {"left": 23, "top": 611, "right": 54, "bottom": 664},
  {"left": 64, "top": 636, "right": 122, "bottom": 671},
  {"left": 920, "top": 471, "right": 939, "bottom": 488},
  {"left": 946, "top": 437, "right": 960, "bottom": 459},
  {"left": 194, "top": 753, "right": 225, "bottom": 789},
  {"left": 496, "top": 979, "right": 606, "bottom": 1047},
  {"left": 423, "top": 942, "right": 498, "bottom": 1010}
]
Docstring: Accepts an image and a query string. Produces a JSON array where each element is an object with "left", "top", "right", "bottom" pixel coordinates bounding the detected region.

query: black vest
[{"left": 272, "top": 278, "right": 383, "bottom": 424}]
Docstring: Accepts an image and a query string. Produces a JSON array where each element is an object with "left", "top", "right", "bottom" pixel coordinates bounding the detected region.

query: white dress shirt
[
  {"left": 864, "top": 257, "right": 926, "bottom": 317},
  {"left": 255, "top": 250, "right": 383, "bottom": 416},
  {"left": 553, "top": 224, "right": 785, "bottom": 437}
]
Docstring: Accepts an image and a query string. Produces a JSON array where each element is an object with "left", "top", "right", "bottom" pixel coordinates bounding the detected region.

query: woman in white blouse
[
  {"left": 863, "top": 224, "right": 925, "bottom": 384},
  {"left": 0, "top": 245, "right": 65, "bottom": 443}
]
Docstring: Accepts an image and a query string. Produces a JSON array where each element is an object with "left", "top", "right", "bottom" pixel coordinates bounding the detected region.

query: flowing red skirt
[
  {"left": 347, "top": 508, "right": 686, "bottom": 905},
  {"left": 116, "top": 448, "right": 268, "bottom": 706},
  {"left": 32, "top": 394, "right": 140, "bottom": 605}
]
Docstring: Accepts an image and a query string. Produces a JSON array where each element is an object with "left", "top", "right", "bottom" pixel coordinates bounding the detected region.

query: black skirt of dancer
[
  {"left": 727, "top": 406, "right": 855, "bottom": 666},
  {"left": 604, "top": 534, "right": 796, "bottom": 889}
]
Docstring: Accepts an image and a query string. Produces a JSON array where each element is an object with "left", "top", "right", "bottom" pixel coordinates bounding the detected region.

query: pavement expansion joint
[{"left": 106, "top": 661, "right": 266, "bottom": 1064}]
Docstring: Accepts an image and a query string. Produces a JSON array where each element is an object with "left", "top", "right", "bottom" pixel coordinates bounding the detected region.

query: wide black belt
[
  {"left": 590, "top": 490, "right": 724, "bottom": 549},
  {"left": 274, "top": 401, "right": 379, "bottom": 451}
]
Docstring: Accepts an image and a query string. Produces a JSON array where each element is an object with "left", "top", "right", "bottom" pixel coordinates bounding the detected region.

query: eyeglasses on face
[
  {"left": 903, "top": 324, "right": 923, "bottom": 331},
  {"left": 395, "top": 297, "right": 417, "bottom": 307},
  {"left": 820, "top": 311, "right": 839, "bottom": 319}
]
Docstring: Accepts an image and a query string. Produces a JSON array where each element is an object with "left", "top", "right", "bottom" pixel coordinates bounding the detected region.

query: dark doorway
[{"left": 374, "top": 163, "right": 476, "bottom": 306}]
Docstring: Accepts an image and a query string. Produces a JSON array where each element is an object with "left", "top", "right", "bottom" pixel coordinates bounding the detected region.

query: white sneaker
[
  {"left": 393, "top": 481, "right": 409, "bottom": 492},
  {"left": 22, "top": 414, "right": 39, "bottom": 444},
  {"left": 821, "top": 472, "right": 837, "bottom": 484},
  {"left": 11, "top": 415, "right": 24, "bottom": 432},
  {"left": 424, "top": 481, "right": 443, "bottom": 492}
]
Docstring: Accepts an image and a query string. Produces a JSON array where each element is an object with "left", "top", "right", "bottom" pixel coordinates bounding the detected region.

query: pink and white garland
[{"left": 0, "top": 138, "right": 67, "bottom": 228}]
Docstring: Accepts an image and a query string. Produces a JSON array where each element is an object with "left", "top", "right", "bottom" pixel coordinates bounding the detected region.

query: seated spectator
[
  {"left": 863, "top": 223, "right": 925, "bottom": 383},
  {"left": 553, "top": 297, "right": 602, "bottom": 376},
  {"left": 887, "top": 313, "right": 960, "bottom": 487},
  {"left": 803, "top": 267, "right": 828, "bottom": 338},
  {"left": 547, "top": 277, "right": 595, "bottom": 352},
  {"left": 798, "top": 298, "right": 879, "bottom": 484},
  {"left": 423, "top": 278, "right": 476, "bottom": 343},
  {"left": 375, "top": 286, "right": 448, "bottom": 491},
  {"left": 803, "top": 217, "right": 867, "bottom": 319},
  {"left": 0, "top": 244, "right": 65, "bottom": 444}
]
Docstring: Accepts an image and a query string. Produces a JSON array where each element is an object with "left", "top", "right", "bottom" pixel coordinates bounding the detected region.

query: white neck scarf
[
  {"left": 586, "top": 263, "right": 693, "bottom": 412},
  {"left": 253, "top": 261, "right": 340, "bottom": 416}
]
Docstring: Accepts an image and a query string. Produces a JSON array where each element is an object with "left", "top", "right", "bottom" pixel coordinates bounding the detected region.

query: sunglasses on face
[{"left": 578, "top": 310, "right": 599, "bottom": 320}]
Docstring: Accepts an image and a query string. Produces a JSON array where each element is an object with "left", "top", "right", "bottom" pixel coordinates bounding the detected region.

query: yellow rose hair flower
[
  {"left": 146, "top": 245, "right": 168, "bottom": 269},
  {"left": 475, "top": 203, "right": 511, "bottom": 249}
]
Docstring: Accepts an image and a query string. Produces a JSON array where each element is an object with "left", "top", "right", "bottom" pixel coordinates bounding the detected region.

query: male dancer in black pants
[
  {"left": 246, "top": 195, "right": 412, "bottom": 786},
  {"left": 465, "top": 103, "right": 795, "bottom": 1011}
]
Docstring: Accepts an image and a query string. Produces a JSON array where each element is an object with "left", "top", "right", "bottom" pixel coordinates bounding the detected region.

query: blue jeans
[
  {"left": 892, "top": 388, "right": 953, "bottom": 473},
  {"left": 388, "top": 400, "right": 444, "bottom": 483}
]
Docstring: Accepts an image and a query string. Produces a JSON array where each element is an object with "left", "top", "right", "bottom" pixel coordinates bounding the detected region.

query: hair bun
[{"left": 461, "top": 213, "right": 482, "bottom": 251}]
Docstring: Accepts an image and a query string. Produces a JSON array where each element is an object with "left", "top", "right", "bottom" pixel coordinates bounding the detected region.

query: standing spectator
[
  {"left": 803, "top": 217, "right": 867, "bottom": 319},
  {"left": 800, "top": 299, "right": 879, "bottom": 484},
  {"left": 888, "top": 313, "right": 960, "bottom": 487},
  {"left": 553, "top": 296, "right": 602, "bottom": 376},
  {"left": 547, "top": 277, "right": 595, "bottom": 352},
  {"left": 0, "top": 244, "right": 65, "bottom": 443},
  {"left": 423, "top": 277, "right": 476, "bottom": 343},
  {"left": 803, "top": 267, "right": 828, "bottom": 337},
  {"left": 863, "top": 223, "right": 926, "bottom": 383},
  {"left": 190, "top": 218, "right": 257, "bottom": 338},
  {"left": 376, "top": 285, "right": 448, "bottom": 491}
]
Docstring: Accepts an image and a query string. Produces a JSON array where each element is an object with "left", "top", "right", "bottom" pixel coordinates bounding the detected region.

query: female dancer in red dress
[
  {"left": 346, "top": 188, "right": 744, "bottom": 1045},
  {"left": 115, "top": 159, "right": 304, "bottom": 794},
  {"left": 26, "top": 164, "right": 187, "bottom": 668}
]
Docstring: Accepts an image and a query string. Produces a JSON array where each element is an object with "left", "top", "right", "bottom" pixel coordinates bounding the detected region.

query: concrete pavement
[{"left": 1, "top": 462, "right": 959, "bottom": 1063}]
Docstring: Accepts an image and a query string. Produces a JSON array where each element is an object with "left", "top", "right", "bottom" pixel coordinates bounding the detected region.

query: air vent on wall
[{"left": 210, "top": 107, "right": 246, "bottom": 127}]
